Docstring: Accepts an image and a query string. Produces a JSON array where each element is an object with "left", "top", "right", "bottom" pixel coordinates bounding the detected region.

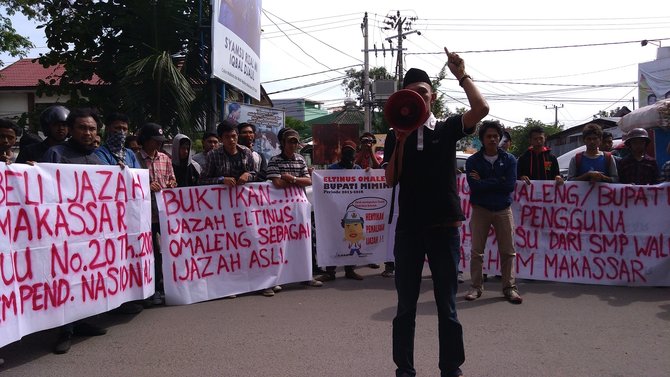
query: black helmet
[{"left": 39, "top": 105, "right": 70, "bottom": 136}]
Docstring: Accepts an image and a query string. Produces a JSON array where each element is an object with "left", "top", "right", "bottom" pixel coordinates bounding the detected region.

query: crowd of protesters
[{"left": 1, "top": 100, "right": 669, "bottom": 368}]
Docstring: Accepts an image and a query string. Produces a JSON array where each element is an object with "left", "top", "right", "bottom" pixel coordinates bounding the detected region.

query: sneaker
[
  {"left": 464, "top": 288, "right": 482, "bottom": 301},
  {"left": 345, "top": 270, "right": 364, "bottom": 280},
  {"left": 457, "top": 271, "right": 464, "bottom": 284},
  {"left": 504, "top": 288, "right": 523, "bottom": 304},
  {"left": 54, "top": 332, "right": 72, "bottom": 354},
  {"left": 367, "top": 263, "right": 380, "bottom": 269},
  {"left": 261, "top": 288, "right": 275, "bottom": 297},
  {"left": 381, "top": 269, "right": 394, "bottom": 278},
  {"left": 73, "top": 322, "right": 107, "bottom": 336},
  {"left": 272, "top": 285, "right": 282, "bottom": 292},
  {"left": 315, "top": 273, "right": 336, "bottom": 282},
  {"left": 302, "top": 279, "right": 323, "bottom": 287}
]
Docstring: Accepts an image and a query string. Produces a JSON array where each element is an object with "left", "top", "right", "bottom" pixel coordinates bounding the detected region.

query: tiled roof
[{"left": 0, "top": 58, "right": 102, "bottom": 88}]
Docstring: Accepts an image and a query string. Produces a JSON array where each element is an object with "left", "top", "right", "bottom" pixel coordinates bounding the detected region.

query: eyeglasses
[
  {"left": 287, "top": 139, "right": 300, "bottom": 145},
  {"left": 361, "top": 138, "right": 375, "bottom": 144}
]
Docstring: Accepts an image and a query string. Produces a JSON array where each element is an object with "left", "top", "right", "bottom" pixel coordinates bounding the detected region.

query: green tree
[
  {"left": 35, "top": 0, "right": 208, "bottom": 133},
  {"left": 0, "top": 1, "right": 44, "bottom": 67},
  {"left": 508, "top": 118, "right": 562, "bottom": 156},
  {"left": 285, "top": 116, "right": 309, "bottom": 139}
]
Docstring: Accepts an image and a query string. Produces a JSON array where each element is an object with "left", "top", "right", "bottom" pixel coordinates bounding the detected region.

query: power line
[
  {"left": 263, "top": 9, "right": 363, "bottom": 64},
  {"left": 406, "top": 37, "right": 670, "bottom": 55},
  {"left": 262, "top": 64, "right": 360, "bottom": 84},
  {"left": 266, "top": 76, "right": 347, "bottom": 95},
  {"left": 262, "top": 10, "right": 335, "bottom": 72}
]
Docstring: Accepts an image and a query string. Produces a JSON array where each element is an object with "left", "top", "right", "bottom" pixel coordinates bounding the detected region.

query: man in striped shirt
[{"left": 266, "top": 128, "right": 323, "bottom": 288}]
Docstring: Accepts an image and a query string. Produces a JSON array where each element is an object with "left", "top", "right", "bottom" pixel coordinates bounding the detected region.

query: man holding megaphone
[{"left": 385, "top": 48, "right": 489, "bottom": 377}]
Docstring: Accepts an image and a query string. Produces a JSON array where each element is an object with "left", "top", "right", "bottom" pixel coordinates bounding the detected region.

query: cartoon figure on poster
[{"left": 341, "top": 208, "right": 365, "bottom": 256}]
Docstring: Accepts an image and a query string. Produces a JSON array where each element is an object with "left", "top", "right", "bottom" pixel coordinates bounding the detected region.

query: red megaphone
[{"left": 383, "top": 89, "right": 429, "bottom": 133}]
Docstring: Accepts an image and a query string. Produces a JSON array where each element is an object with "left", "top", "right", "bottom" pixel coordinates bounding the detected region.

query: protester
[
  {"left": 266, "top": 128, "right": 324, "bottom": 289},
  {"left": 567, "top": 123, "right": 618, "bottom": 182},
  {"left": 617, "top": 128, "right": 659, "bottom": 185},
  {"left": 355, "top": 132, "right": 381, "bottom": 169},
  {"left": 125, "top": 134, "right": 141, "bottom": 154},
  {"left": 517, "top": 125, "right": 563, "bottom": 185},
  {"left": 43, "top": 108, "right": 103, "bottom": 164},
  {"left": 380, "top": 133, "right": 396, "bottom": 278},
  {"left": 199, "top": 120, "right": 257, "bottom": 186},
  {"left": 499, "top": 130, "right": 512, "bottom": 152},
  {"left": 237, "top": 122, "right": 266, "bottom": 180},
  {"left": 384, "top": 48, "right": 489, "bottom": 377},
  {"left": 317, "top": 140, "right": 364, "bottom": 282},
  {"left": 40, "top": 108, "right": 107, "bottom": 354},
  {"left": 16, "top": 105, "right": 69, "bottom": 163},
  {"left": 662, "top": 141, "right": 670, "bottom": 182},
  {"left": 95, "top": 112, "right": 140, "bottom": 168},
  {"left": 135, "top": 122, "right": 177, "bottom": 306},
  {"left": 0, "top": 118, "right": 20, "bottom": 163},
  {"left": 171, "top": 134, "right": 201, "bottom": 187},
  {"left": 94, "top": 112, "right": 143, "bottom": 315},
  {"left": 601, "top": 131, "right": 623, "bottom": 165},
  {"left": 192, "top": 131, "right": 219, "bottom": 168},
  {"left": 464, "top": 120, "right": 523, "bottom": 304}
]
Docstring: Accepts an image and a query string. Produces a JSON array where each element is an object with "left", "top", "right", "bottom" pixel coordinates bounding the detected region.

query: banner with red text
[
  {"left": 0, "top": 164, "right": 153, "bottom": 348},
  {"left": 156, "top": 183, "right": 312, "bottom": 305},
  {"left": 312, "top": 170, "right": 395, "bottom": 267},
  {"left": 457, "top": 176, "right": 670, "bottom": 286}
]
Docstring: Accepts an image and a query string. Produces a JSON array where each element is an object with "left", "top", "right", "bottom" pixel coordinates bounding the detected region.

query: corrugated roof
[{"left": 0, "top": 58, "right": 102, "bottom": 88}]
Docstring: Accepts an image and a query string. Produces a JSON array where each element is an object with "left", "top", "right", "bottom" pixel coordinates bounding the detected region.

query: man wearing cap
[
  {"left": 618, "top": 128, "right": 659, "bottom": 185},
  {"left": 385, "top": 48, "right": 489, "bottom": 377},
  {"left": 136, "top": 122, "right": 176, "bottom": 306},
  {"left": 317, "top": 140, "right": 365, "bottom": 281},
  {"left": 266, "top": 128, "right": 323, "bottom": 288}
]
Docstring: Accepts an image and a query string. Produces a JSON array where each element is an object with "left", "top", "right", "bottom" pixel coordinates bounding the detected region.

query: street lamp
[{"left": 641, "top": 39, "right": 661, "bottom": 47}]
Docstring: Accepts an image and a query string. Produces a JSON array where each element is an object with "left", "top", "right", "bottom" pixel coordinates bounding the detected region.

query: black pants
[{"left": 392, "top": 226, "right": 464, "bottom": 377}]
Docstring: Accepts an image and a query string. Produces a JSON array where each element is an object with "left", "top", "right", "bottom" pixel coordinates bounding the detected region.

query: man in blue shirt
[{"left": 464, "top": 120, "right": 522, "bottom": 304}]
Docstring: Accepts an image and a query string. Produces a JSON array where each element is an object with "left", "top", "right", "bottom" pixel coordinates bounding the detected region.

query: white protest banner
[
  {"left": 312, "top": 170, "right": 395, "bottom": 267},
  {"left": 457, "top": 176, "right": 670, "bottom": 286},
  {"left": 156, "top": 183, "right": 312, "bottom": 305},
  {"left": 0, "top": 163, "right": 153, "bottom": 348}
]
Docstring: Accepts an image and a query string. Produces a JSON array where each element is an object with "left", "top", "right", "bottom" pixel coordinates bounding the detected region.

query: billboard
[
  {"left": 225, "top": 102, "right": 285, "bottom": 161},
  {"left": 638, "top": 47, "right": 670, "bottom": 108},
  {"left": 212, "top": 0, "right": 262, "bottom": 100}
]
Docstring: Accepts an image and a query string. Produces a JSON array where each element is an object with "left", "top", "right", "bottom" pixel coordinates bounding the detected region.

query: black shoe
[
  {"left": 367, "top": 263, "right": 380, "bottom": 269},
  {"left": 73, "top": 322, "right": 107, "bottom": 337},
  {"left": 345, "top": 270, "right": 364, "bottom": 280},
  {"left": 111, "top": 302, "right": 144, "bottom": 315},
  {"left": 54, "top": 332, "right": 72, "bottom": 354}
]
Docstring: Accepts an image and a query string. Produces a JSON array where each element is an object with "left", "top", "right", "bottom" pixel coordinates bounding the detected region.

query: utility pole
[
  {"left": 545, "top": 104, "right": 564, "bottom": 127},
  {"left": 362, "top": 12, "right": 371, "bottom": 133},
  {"left": 383, "top": 11, "right": 419, "bottom": 90}
]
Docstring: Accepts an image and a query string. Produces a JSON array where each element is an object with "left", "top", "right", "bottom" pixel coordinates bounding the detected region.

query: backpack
[{"left": 575, "top": 151, "right": 612, "bottom": 176}]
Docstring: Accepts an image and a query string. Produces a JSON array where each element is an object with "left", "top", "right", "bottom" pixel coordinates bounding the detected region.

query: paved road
[{"left": 1, "top": 267, "right": 669, "bottom": 377}]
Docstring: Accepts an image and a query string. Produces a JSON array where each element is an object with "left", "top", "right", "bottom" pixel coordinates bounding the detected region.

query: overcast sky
[{"left": 3, "top": 0, "right": 669, "bottom": 129}]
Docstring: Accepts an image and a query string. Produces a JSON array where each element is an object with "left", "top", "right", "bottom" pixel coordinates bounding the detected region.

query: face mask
[{"left": 107, "top": 131, "right": 128, "bottom": 162}]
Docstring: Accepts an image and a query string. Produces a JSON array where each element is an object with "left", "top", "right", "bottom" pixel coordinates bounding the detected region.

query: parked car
[{"left": 556, "top": 139, "right": 625, "bottom": 179}]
